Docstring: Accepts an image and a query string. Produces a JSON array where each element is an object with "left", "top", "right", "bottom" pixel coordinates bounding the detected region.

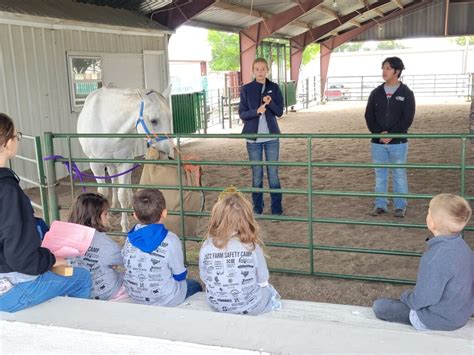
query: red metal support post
[{"left": 239, "top": 0, "right": 324, "bottom": 84}]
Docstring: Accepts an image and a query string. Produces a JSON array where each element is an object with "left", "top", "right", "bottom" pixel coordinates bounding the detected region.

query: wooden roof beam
[
  {"left": 374, "top": 8, "right": 385, "bottom": 17},
  {"left": 315, "top": 6, "right": 342, "bottom": 24},
  {"left": 151, "top": 0, "right": 216, "bottom": 30},
  {"left": 214, "top": 0, "right": 311, "bottom": 28},
  {"left": 391, "top": 0, "right": 405, "bottom": 9}
]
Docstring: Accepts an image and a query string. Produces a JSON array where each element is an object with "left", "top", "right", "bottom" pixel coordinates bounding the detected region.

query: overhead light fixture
[{"left": 333, "top": 0, "right": 337, "bottom": 8}]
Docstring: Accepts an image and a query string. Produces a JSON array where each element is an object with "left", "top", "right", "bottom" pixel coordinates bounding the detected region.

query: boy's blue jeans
[
  {"left": 371, "top": 142, "right": 408, "bottom": 210},
  {"left": 373, "top": 298, "right": 411, "bottom": 325},
  {"left": 185, "top": 279, "right": 202, "bottom": 299},
  {"left": 246, "top": 139, "right": 283, "bottom": 215},
  {"left": 0, "top": 268, "right": 91, "bottom": 313}
]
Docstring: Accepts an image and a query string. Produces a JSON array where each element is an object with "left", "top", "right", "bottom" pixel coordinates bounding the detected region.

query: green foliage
[
  {"left": 376, "top": 40, "right": 406, "bottom": 50},
  {"left": 454, "top": 36, "right": 474, "bottom": 46},
  {"left": 333, "top": 42, "right": 364, "bottom": 52},
  {"left": 207, "top": 30, "right": 240, "bottom": 71},
  {"left": 302, "top": 43, "right": 320, "bottom": 65}
]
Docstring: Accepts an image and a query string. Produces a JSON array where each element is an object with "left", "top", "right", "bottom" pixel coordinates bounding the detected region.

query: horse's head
[{"left": 137, "top": 89, "right": 174, "bottom": 158}]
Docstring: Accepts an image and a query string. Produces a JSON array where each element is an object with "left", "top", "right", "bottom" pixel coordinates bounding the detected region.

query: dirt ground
[{"left": 27, "top": 101, "right": 474, "bottom": 307}]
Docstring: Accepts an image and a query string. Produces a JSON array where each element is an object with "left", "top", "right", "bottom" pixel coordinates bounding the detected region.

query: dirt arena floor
[{"left": 28, "top": 101, "right": 474, "bottom": 307}]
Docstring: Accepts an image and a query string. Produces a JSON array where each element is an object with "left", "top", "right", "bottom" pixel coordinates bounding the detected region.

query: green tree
[
  {"left": 376, "top": 40, "right": 406, "bottom": 50},
  {"left": 302, "top": 43, "right": 320, "bottom": 65},
  {"left": 207, "top": 30, "right": 240, "bottom": 71},
  {"left": 455, "top": 36, "right": 474, "bottom": 46},
  {"left": 333, "top": 42, "right": 364, "bottom": 52}
]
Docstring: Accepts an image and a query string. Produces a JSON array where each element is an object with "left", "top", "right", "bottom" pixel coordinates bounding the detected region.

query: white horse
[{"left": 77, "top": 87, "right": 173, "bottom": 232}]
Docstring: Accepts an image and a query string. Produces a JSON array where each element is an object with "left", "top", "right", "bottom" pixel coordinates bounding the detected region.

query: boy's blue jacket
[
  {"left": 239, "top": 79, "right": 284, "bottom": 138},
  {"left": 127, "top": 224, "right": 168, "bottom": 253},
  {"left": 0, "top": 168, "right": 55, "bottom": 275},
  {"left": 401, "top": 234, "right": 473, "bottom": 331}
]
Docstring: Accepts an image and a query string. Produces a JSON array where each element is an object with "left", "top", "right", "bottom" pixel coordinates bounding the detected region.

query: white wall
[
  {"left": 302, "top": 47, "right": 474, "bottom": 79},
  {"left": 0, "top": 18, "right": 168, "bottom": 188}
]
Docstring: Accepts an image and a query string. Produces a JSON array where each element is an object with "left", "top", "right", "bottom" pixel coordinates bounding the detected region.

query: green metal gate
[
  {"left": 171, "top": 91, "right": 205, "bottom": 133},
  {"left": 42, "top": 132, "right": 474, "bottom": 285}
]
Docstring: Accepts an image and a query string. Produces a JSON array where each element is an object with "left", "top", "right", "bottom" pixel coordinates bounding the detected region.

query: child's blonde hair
[
  {"left": 207, "top": 188, "right": 263, "bottom": 250},
  {"left": 429, "top": 193, "right": 472, "bottom": 234}
]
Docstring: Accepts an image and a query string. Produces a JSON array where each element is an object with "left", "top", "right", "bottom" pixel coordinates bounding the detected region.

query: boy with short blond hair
[
  {"left": 373, "top": 193, "right": 473, "bottom": 331},
  {"left": 122, "top": 189, "right": 201, "bottom": 306}
]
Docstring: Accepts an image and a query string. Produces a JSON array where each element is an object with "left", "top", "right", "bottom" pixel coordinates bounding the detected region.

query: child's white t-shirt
[
  {"left": 199, "top": 237, "right": 271, "bottom": 315},
  {"left": 122, "top": 230, "right": 186, "bottom": 307}
]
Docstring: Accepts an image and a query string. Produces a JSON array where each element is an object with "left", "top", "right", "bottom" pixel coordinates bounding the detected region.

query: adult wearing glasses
[{"left": 0, "top": 113, "right": 91, "bottom": 312}]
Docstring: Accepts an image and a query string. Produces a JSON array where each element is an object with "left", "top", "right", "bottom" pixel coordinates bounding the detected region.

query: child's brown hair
[
  {"left": 429, "top": 193, "right": 472, "bottom": 234},
  {"left": 133, "top": 189, "right": 166, "bottom": 224},
  {"left": 68, "top": 193, "right": 109, "bottom": 232}
]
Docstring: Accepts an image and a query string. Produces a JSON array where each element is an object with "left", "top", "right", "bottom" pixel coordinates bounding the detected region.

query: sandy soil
[{"left": 27, "top": 101, "right": 474, "bottom": 307}]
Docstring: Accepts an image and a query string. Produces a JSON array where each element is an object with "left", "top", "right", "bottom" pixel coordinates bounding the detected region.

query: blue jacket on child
[
  {"left": 401, "top": 234, "right": 473, "bottom": 331},
  {"left": 239, "top": 79, "right": 284, "bottom": 138}
]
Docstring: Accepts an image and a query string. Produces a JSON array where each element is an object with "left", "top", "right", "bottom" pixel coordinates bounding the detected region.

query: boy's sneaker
[
  {"left": 394, "top": 208, "right": 406, "bottom": 218},
  {"left": 369, "top": 207, "right": 387, "bottom": 216}
]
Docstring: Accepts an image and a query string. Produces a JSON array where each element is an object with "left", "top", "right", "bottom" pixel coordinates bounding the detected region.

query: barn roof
[
  {"left": 0, "top": 0, "right": 172, "bottom": 34},
  {"left": 74, "top": 0, "right": 474, "bottom": 41}
]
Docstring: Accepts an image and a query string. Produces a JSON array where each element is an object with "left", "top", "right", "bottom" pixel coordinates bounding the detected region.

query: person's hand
[
  {"left": 53, "top": 257, "right": 68, "bottom": 267},
  {"left": 262, "top": 95, "right": 272, "bottom": 105},
  {"left": 380, "top": 131, "right": 392, "bottom": 144},
  {"left": 257, "top": 104, "right": 267, "bottom": 115}
]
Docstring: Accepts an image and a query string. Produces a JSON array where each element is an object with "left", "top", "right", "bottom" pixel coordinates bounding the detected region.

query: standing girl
[
  {"left": 0, "top": 113, "right": 91, "bottom": 313},
  {"left": 68, "top": 193, "right": 125, "bottom": 300},
  {"left": 199, "top": 188, "right": 280, "bottom": 315},
  {"left": 239, "top": 58, "right": 284, "bottom": 215}
]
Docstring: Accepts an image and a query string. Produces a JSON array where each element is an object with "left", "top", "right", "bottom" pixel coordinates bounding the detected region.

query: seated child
[
  {"left": 67, "top": 193, "right": 125, "bottom": 301},
  {"left": 122, "top": 189, "right": 202, "bottom": 306},
  {"left": 0, "top": 112, "right": 90, "bottom": 313},
  {"left": 199, "top": 187, "right": 281, "bottom": 315},
  {"left": 373, "top": 193, "right": 473, "bottom": 331}
]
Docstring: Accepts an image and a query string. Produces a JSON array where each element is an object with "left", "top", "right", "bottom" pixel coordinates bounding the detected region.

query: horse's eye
[{"left": 150, "top": 119, "right": 158, "bottom": 125}]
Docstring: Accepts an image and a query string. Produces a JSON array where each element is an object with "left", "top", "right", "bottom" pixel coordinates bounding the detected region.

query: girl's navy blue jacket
[
  {"left": 0, "top": 167, "right": 55, "bottom": 275},
  {"left": 239, "top": 79, "right": 284, "bottom": 138}
]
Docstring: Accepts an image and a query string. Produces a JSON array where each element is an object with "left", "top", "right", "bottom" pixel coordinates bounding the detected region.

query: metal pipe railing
[{"left": 43, "top": 131, "right": 474, "bottom": 284}]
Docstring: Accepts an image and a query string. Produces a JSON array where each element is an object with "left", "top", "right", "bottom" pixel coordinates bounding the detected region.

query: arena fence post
[
  {"left": 176, "top": 135, "right": 187, "bottom": 265},
  {"left": 307, "top": 136, "right": 314, "bottom": 275},
  {"left": 43, "top": 132, "right": 60, "bottom": 222},
  {"left": 34, "top": 135, "right": 50, "bottom": 226},
  {"left": 460, "top": 136, "right": 466, "bottom": 197}
]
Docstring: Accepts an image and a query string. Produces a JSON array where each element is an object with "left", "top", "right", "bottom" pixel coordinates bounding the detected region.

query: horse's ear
[{"left": 161, "top": 84, "right": 172, "bottom": 100}]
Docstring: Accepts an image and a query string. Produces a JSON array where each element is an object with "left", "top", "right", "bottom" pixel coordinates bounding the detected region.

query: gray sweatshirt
[
  {"left": 68, "top": 231, "right": 123, "bottom": 300},
  {"left": 401, "top": 234, "right": 474, "bottom": 330}
]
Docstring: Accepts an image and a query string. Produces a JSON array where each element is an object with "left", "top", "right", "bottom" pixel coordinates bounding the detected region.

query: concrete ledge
[{"left": 1, "top": 294, "right": 473, "bottom": 354}]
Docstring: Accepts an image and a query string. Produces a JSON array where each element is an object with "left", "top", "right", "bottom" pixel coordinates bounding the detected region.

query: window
[{"left": 68, "top": 55, "right": 102, "bottom": 110}]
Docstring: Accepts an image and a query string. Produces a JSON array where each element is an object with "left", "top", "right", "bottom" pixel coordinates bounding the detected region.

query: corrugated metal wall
[
  {"left": 354, "top": 0, "right": 474, "bottom": 41},
  {"left": 0, "top": 22, "right": 167, "bottom": 184}
]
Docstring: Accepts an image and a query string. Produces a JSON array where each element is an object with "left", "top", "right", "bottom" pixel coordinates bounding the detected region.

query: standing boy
[
  {"left": 365, "top": 57, "right": 415, "bottom": 218},
  {"left": 122, "top": 189, "right": 202, "bottom": 306},
  {"left": 373, "top": 194, "right": 473, "bottom": 331}
]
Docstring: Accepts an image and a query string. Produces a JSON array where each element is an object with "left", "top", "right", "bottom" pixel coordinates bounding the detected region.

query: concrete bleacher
[{"left": 1, "top": 293, "right": 473, "bottom": 354}]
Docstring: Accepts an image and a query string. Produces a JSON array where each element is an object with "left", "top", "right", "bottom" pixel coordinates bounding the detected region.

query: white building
[{"left": 0, "top": 0, "right": 172, "bottom": 183}]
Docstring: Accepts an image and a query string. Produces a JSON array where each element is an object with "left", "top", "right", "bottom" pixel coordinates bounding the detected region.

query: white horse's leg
[
  {"left": 90, "top": 162, "right": 108, "bottom": 198},
  {"left": 116, "top": 163, "right": 133, "bottom": 232},
  {"left": 107, "top": 164, "right": 120, "bottom": 208}
]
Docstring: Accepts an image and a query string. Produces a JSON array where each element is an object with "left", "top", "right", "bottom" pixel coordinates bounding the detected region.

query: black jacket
[
  {"left": 0, "top": 167, "right": 55, "bottom": 275},
  {"left": 239, "top": 79, "right": 284, "bottom": 138},
  {"left": 365, "top": 83, "right": 415, "bottom": 144}
]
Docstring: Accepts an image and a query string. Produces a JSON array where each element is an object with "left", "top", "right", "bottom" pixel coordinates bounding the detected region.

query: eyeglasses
[{"left": 14, "top": 132, "right": 22, "bottom": 141}]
